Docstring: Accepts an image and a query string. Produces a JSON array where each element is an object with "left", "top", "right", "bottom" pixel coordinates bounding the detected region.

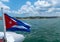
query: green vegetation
[{"left": 16, "top": 16, "right": 59, "bottom": 19}]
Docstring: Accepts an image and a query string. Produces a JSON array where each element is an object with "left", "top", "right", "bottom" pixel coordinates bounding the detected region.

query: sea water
[{"left": 0, "top": 18, "right": 60, "bottom": 42}]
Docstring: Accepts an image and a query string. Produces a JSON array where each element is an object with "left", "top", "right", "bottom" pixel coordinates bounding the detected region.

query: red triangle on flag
[
  {"left": 4, "top": 13, "right": 17, "bottom": 29},
  {"left": 0, "top": 39, "right": 4, "bottom": 42}
]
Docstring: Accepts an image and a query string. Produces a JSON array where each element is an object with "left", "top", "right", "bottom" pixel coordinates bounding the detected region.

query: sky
[{"left": 0, "top": 0, "right": 60, "bottom": 17}]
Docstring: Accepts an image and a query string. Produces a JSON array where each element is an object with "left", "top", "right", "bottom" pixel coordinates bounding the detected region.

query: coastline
[
  {"left": 16, "top": 16, "right": 60, "bottom": 19},
  {"left": 0, "top": 16, "right": 60, "bottom": 20}
]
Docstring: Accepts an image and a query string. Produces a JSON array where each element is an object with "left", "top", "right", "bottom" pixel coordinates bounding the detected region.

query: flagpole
[{"left": 1, "top": 8, "right": 7, "bottom": 42}]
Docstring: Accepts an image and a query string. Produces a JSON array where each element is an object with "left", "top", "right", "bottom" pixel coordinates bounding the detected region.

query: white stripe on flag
[
  {"left": 12, "top": 25, "right": 27, "bottom": 29},
  {"left": 23, "top": 22, "right": 31, "bottom": 26}
]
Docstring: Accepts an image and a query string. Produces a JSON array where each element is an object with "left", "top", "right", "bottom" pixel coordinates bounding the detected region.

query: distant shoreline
[
  {"left": 0, "top": 16, "right": 60, "bottom": 20},
  {"left": 16, "top": 16, "right": 60, "bottom": 19}
]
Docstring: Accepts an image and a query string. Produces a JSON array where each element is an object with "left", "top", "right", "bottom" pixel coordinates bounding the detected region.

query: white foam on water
[{"left": 0, "top": 32, "right": 25, "bottom": 42}]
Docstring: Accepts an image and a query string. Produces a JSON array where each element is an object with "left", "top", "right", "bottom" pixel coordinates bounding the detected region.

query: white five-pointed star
[{"left": 9, "top": 21, "right": 12, "bottom": 24}]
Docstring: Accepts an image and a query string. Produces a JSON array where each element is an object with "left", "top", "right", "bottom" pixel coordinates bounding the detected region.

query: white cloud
[
  {"left": 46, "top": 0, "right": 59, "bottom": 13},
  {"left": 26, "top": 1, "right": 31, "bottom": 6},
  {"left": 51, "top": 0, "right": 57, "bottom": 5},
  {"left": 34, "top": 0, "right": 52, "bottom": 7},
  {"left": 2, "top": 0, "right": 59, "bottom": 16},
  {"left": 18, "top": 0, "right": 60, "bottom": 16},
  {"left": 47, "top": 8, "right": 60, "bottom": 12},
  {"left": 18, "top": 0, "right": 53, "bottom": 15},
  {"left": 0, "top": 0, "right": 58, "bottom": 16},
  {"left": 34, "top": 0, "right": 53, "bottom": 13},
  {"left": 0, "top": 0, "right": 9, "bottom": 2},
  {"left": 46, "top": 8, "right": 55, "bottom": 12},
  {"left": 0, "top": 0, "right": 10, "bottom": 13},
  {"left": 0, "top": 2, "right": 10, "bottom": 10},
  {"left": 18, "top": 1, "right": 35, "bottom": 14},
  {"left": 0, "top": 1, "right": 10, "bottom": 13}
]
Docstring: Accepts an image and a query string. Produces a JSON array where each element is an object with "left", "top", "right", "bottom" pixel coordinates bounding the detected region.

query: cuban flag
[{"left": 4, "top": 13, "right": 31, "bottom": 32}]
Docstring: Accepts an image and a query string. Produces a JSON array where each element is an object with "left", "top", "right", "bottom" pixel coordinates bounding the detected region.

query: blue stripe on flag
[{"left": 7, "top": 27, "right": 30, "bottom": 32}]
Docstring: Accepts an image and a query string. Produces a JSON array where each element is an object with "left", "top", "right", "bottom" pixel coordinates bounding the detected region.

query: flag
[
  {"left": 0, "top": 39, "right": 3, "bottom": 42},
  {"left": 4, "top": 13, "right": 31, "bottom": 32}
]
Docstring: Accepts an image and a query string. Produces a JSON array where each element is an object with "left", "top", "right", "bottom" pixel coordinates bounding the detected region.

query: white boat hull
[{"left": 0, "top": 32, "right": 25, "bottom": 42}]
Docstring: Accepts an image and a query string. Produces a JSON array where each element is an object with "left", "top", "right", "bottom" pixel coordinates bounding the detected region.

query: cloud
[
  {"left": 0, "top": 0, "right": 19, "bottom": 14},
  {"left": 17, "top": 0, "right": 54, "bottom": 16},
  {"left": 18, "top": 1, "right": 35, "bottom": 14},
  {"left": 0, "top": 2, "right": 10, "bottom": 10},
  {"left": 46, "top": 8, "right": 55, "bottom": 12},
  {"left": 0, "top": 1, "right": 10, "bottom": 14},
  {"left": 34, "top": 0, "right": 52, "bottom": 8},
  {"left": 0, "top": 0, "right": 59, "bottom": 16},
  {"left": 0, "top": 0, "right": 9, "bottom": 2},
  {"left": 0, "top": 0, "right": 10, "bottom": 13},
  {"left": 34, "top": 0, "right": 53, "bottom": 13},
  {"left": 17, "top": 0, "right": 60, "bottom": 17},
  {"left": 46, "top": 0, "right": 60, "bottom": 13}
]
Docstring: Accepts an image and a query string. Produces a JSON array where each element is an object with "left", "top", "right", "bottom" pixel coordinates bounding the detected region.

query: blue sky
[{"left": 0, "top": 0, "right": 60, "bottom": 17}]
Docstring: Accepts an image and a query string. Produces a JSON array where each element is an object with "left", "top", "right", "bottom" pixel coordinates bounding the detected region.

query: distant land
[
  {"left": 16, "top": 16, "right": 60, "bottom": 19},
  {"left": 0, "top": 16, "right": 60, "bottom": 20}
]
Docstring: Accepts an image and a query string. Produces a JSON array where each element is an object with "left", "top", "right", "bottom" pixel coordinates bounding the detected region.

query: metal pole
[{"left": 1, "top": 8, "right": 7, "bottom": 42}]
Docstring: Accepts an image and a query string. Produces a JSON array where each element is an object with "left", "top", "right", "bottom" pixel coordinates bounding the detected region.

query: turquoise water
[{"left": 0, "top": 18, "right": 60, "bottom": 42}]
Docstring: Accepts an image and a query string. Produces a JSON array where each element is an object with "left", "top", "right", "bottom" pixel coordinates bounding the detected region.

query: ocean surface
[{"left": 0, "top": 18, "right": 60, "bottom": 42}]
